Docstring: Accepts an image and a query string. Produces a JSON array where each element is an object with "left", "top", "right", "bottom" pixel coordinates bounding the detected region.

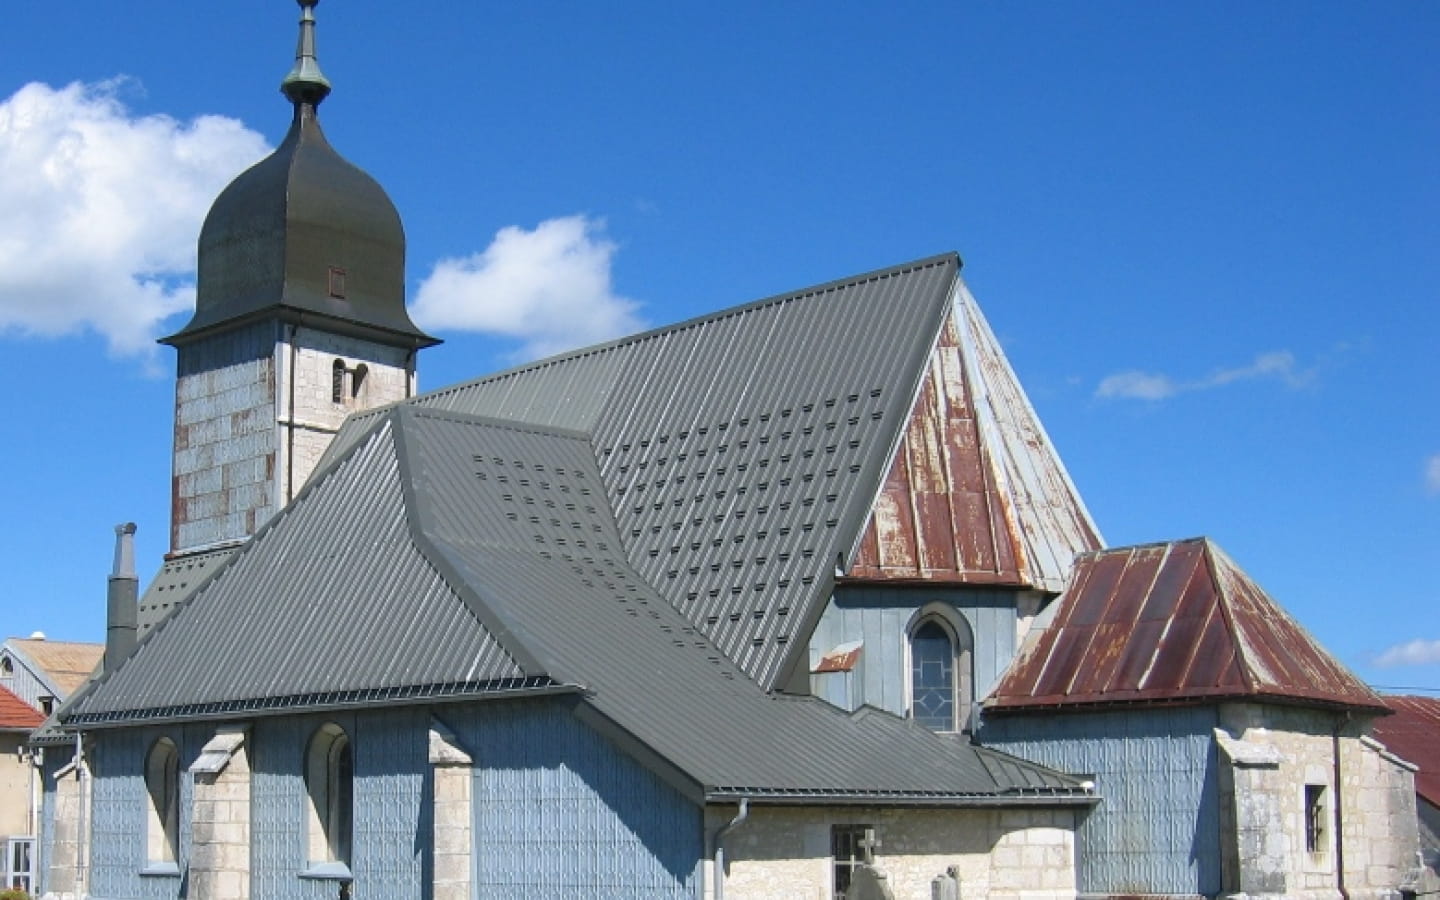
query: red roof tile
[
  {"left": 1372, "top": 695, "right": 1440, "bottom": 807},
  {"left": 0, "top": 684, "right": 44, "bottom": 730},
  {"left": 987, "top": 538, "right": 1387, "bottom": 714}
]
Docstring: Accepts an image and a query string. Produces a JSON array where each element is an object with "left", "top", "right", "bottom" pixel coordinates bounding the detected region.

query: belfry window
[
  {"left": 907, "top": 610, "right": 974, "bottom": 732},
  {"left": 144, "top": 738, "right": 180, "bottom": 865},
  {"left": 305, "top": 723, "right": 353, "bottom": 869},
  {"left": 331, "top": 359, "right": 346, "bottom": 404}
]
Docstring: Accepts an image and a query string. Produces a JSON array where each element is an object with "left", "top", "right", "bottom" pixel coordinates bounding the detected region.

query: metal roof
[
  {"left": 161, "top": 3, "right": 436, "bottom": 350},
  {"left": 414, "top": 254, "right": 961, "bottom": 690},
  {"left": 847, "top": 284, "right": 1101, "bottom": 590},
  {"left": 1372, "top": 695, "right": 1440, "bottom": 808},
  {"left": 68, "top": 252, "right": 1100, "bottom": 802},
  {"left": 987, "top": 538, "right": 1388, "bottom": 714},
  {"left": 136, "top": 545, "right": 241, "bottom": 635},
  {"left": 67, "top": 418, "right": 529, "bottom": 722}
]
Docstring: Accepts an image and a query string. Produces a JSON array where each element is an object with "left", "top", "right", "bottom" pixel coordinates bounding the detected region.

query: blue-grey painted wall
[
  {"left": 444, "top": 698, "right": 704, "bottom": 900},
  {"left": 981, "top": 706, "right": 1222, "bottom": 897},
  {"left": 71, "top": 698, "right": 701, "bottom": 900},
  {"left": 87, "top": 725, "right": 202, "bottom": 900},
  {"left": 251, "top": 707, "right": 430, "bottom": 900},
  {"left": 808, "top": 586, "right": 1021, "bottom": 716}
]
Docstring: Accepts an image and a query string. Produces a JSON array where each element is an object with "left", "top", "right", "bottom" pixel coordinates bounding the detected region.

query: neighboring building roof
[
  {"left": 987, "top": 538, "right": 1388, "bottom": 714},
  {"left": 1372, "top": 695, "right": 1440, "bottom": 808},
  {"left": 0, "top": 684, "right": 44, "bottom": 731},
  {"left": 4, "top": 637, "right": 103, "bottom": 698},
  {"left": 67, "top": 256, "right": 1096, "bottom": 805}
]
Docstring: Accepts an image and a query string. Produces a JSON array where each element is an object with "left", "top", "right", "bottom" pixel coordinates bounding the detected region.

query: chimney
[{"left": 105, "top": 523, "right": 139, "bottom": 672}]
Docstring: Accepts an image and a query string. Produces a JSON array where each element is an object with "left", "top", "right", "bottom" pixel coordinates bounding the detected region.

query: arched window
[
  {"left": 305, "top": 724, "right": 352, "bottom": 867},
  {"left": 907, "top": 610, "right": 975, "bottom": 733},
  {"left": 145, "top": 738, "right": 180, "bottom": 864},
  {"left": 331, "top": 359, "right": 347, "bottom": 404}
]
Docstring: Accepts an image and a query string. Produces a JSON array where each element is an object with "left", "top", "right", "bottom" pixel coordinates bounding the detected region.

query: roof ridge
[{"left": 415, "top": 253, "right": 961, "bottom": 407}]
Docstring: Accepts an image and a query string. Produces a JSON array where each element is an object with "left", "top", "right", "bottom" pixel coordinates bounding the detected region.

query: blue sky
[{"left": 1, "top": 2, "right": 1436, "bottom": 691}]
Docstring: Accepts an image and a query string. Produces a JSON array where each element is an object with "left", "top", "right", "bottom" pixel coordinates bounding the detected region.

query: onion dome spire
[
  {"left": 162, "top": 0, "right": 438, "bottom": 351},
  {"left": 281, "top": 0, "right": 332, "bottom": 107}
]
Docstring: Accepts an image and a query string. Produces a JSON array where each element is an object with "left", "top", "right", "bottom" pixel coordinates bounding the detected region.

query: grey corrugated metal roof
[
  {"left": 399, "top": 406, "right": 1086, "bottom": 800},
  {"left": 67, "top": 418, "right": 531, "bottom": 723},
  {"left": 136, "top": 545, "right": 241, "bottom": 635},
  {"left": 406, "top": 406, "right": 1089, "bottom": 800},
  {"left": 68, "top": 397, "right": 1087, "bottom": 802},
  {"left": 415, "top": 254, "right": 958, "bottom": 689}
]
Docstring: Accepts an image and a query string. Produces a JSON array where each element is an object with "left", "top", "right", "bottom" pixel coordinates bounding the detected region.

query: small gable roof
[
  {"left": 4, "top": 638, "right": 102, "bottom": 698},
  {"left": 1372, "top": 695, "right": 1440, "bottom": 808},
  {"left": 0, "top": 684, "right": 44, "bottom": 731},
  {"left": 987, "top": 538, "right": 1387, "bottom": 714}
]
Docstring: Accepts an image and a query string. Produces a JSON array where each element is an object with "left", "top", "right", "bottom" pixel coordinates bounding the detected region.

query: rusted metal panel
[
  {"left": 1372, "top": 696, "right": 1440, "bottom": 806},
  {"left": 813, "top": 640, "right": 863, "bottom": 673},
  {"left": 988, "top": 537, "right": 1387, "bottom": 713},
  {"left": 848, "top": 312, "right": 1028, "bottom": 586}
]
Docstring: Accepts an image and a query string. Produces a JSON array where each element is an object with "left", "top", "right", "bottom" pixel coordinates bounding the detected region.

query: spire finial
[{"left": 281, "top": 0, "right": 332, "bottom": 107}]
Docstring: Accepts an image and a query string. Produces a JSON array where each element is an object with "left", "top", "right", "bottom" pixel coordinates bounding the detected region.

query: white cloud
[
  {"left": 411, "top": 215, "right": 644, "bottom": 361},
  {"left": 0, "top": 80, "right": 269, "bottom": 356},
  {"left": 1095, "top": 350, "right": 1313, "bottom": 401},
  {"left": 1375, "top": 639, "right": 1440, "bottom": 668},
  {"left": 1426, "top": 454, "right": 1440, "bottom": 495},
  {"left": 1095, "top": 371, "right": 1178, "bottom": 400}
]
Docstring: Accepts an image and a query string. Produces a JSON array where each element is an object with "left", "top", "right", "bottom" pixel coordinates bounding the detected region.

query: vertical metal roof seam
[
  {"left": 1198, "top": 537, "right": 1256, "bottom": 695},
  {"left": 1130, "top": 544, "right": 1177, "bottom": 693}
]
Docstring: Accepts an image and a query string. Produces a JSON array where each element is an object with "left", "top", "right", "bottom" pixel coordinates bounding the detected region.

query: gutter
[
  {"left": 1333, "top": 712, "right": 1350, "bottom": 900},
  {"left": 713, "top": 798, "right": 749, "bottom": 900}
]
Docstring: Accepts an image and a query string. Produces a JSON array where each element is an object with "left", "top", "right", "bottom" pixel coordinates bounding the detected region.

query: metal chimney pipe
[{"left": 104, "top": 523, "right": 139, "bottom": 672}]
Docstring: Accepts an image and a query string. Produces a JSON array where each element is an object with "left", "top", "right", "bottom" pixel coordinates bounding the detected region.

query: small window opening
[
  {"left": 0, "top": 655, "right": 12, "bottom": 677},
  {"left": 145, "top": 738, "right": 180, "bottom": 864},
  {"left": 39, "top": 696, "right": 53, "bottom": 716},
  {"left": 327, "top": 266, "right": 347, "bottom": 299},
  {"left": 832, "top": 824, "right": 878, "bottom": 900},
  {"left": 331, "top": 359, "right": 346, "bottom": 404},
  {"left": 1305, "top": 784, "right": 1327, "bottom": 854},
  {"left": 306, "top": 724, "right": 353, "bottom": 867}
]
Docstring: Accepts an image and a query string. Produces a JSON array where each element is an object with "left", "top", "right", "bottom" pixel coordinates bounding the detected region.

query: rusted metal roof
[
  {"left": 847, "top": 289, "right": 1102, "bottom": 590},
  {"left": 1372, "top": 695, "right": 1440, "bottom": 807},
  {"left": 0, "top": 684, "right": 44, "bottom": 731},
  {"left": 987, "top": 538, "right": 1388, "bottom": 714},
  {"left": 5, "top": 638, "right": 103, "bottom": 697}
]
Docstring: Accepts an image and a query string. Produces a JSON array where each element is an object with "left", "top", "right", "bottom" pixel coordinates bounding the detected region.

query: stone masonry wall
[
  {"left": 707, "top": 804, "right": 1077, "bottom": 900},
  {"left": 1217, "top": 702, "right": 1418, "bottom": 900},
  {"left": 173, "top": 324, "right": 414, "bottom": 552},
  {"left": 189, "top": 739, "right": 251, "bottom": 900},
  {"left": 281, "top": 328, "right": 412, "bottom": 501}
]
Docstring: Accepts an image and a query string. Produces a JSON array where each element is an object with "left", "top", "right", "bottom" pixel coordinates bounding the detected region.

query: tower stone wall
[{"left": 172, "top": 323, "right": 414, "bottom": 554}]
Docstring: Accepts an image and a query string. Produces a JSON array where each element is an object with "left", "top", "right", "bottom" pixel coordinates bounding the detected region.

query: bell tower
[{"left": 160, "top": 0, "right": 439, "bottom": 554}]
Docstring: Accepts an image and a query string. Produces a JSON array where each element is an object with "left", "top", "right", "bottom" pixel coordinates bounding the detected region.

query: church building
[{"left": 36, "top": 4, "right": 1424, "bottom": 900}]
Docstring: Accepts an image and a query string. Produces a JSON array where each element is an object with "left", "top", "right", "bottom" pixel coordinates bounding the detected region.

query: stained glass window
[{"left": 911, "top": 621, "right": 955, "bottom": 731}]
